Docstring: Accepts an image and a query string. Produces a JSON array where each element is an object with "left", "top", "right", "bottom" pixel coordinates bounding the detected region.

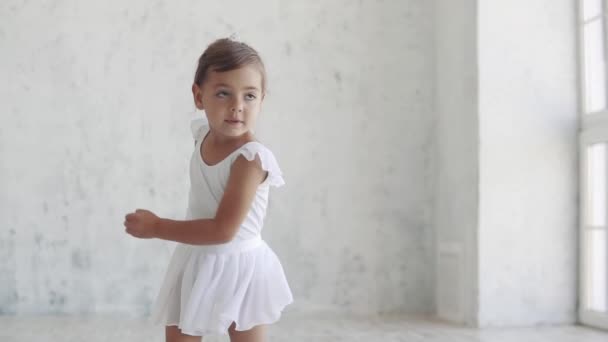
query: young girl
[{"left": 124, "top": 37, "right": 293, "bottom": 342}]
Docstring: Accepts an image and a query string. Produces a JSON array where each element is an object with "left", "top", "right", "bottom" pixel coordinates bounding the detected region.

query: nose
[{"left": 231, "top": 99, "right": 244, "bottom": 113}]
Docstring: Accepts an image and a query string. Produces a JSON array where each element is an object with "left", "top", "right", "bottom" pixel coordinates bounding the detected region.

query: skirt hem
[{"left": 157, "top": 298, "right": 293, "bottom": 336}]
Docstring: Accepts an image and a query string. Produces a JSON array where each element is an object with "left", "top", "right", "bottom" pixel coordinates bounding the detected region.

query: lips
[{"left": 225, "top": 119, "right": 243, "bottom": 124}]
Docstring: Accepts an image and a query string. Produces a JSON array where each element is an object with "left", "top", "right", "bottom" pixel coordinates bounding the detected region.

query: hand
[{"left": 124, "top": 209, "right": 161, "bottom": 239}]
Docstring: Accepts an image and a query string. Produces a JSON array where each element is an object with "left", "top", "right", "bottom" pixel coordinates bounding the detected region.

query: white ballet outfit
[{"left": 150, "top": 118, "right": 293, "bottom": 336}]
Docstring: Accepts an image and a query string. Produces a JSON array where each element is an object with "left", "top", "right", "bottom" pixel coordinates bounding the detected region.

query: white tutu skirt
[{"left": 150, "top": 236, "right": 293, "bottom": 336}]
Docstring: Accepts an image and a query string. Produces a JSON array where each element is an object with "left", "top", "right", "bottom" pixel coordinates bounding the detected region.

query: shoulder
[
  {"left": 235, "top": 142, "right": 276, "bottom": 162},
  {"left": 231, "top": 142, "right": 285, "bottom": 187},
  {"left": 190, "top": 118, "right": 209, "bottom": 142}
]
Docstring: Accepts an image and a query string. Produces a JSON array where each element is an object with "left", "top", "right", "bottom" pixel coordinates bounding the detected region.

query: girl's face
[{"left": 192, "top": 65, "right": 264, "bottom": 139}]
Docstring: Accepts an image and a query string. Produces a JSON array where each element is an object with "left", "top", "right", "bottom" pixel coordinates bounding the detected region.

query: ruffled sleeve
[
  {"left": 190, "top": 118, "right": 209, "bottom": 142},
  {"left": 236, "top": 142, "right": 285, "bottom": 187}
]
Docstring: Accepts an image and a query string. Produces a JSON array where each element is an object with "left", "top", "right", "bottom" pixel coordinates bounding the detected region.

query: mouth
[{"left": 225, "top": 119, "right": 243, "bottom": 125}]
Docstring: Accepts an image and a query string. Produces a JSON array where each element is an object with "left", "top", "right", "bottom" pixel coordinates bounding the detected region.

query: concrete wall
[
  {"left": 0, "top": 0, "right": 435, "bottom": 316},
  {"left": 477, "top": 0, "right": 579, "bottom": 326},
  {"left": 433, "top": 0, "right": 479, "bottom": 325},
  {"left": 1, "top": 0, "right": 579, "bottom": 326},
  {"left": 434, "top": 0, "right": 578, "bottom": 327}
]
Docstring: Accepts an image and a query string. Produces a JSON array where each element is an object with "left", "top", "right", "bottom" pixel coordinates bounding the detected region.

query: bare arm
[{"left": 124, "top": 155, "right": 266, "bottom": 245}]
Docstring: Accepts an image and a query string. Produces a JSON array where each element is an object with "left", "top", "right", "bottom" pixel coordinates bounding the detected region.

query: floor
[{"left": 1, "top": 313, "right": 607, "bottom": 342}]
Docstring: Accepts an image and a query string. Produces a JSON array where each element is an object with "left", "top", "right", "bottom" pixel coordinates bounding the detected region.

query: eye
[
  {"left": 216, "top": 90, "right": 229, "bottom": 98},
  {"left": 245, "top": 93, "right": 257, "bottom": 101}
]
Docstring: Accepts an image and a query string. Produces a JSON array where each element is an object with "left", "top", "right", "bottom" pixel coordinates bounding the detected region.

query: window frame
[{"left": 578, "top": 0, "right": 608, "bottom": 330}]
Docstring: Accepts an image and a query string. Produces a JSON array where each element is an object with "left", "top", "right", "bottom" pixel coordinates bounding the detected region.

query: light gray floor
[{"left": 1, "top": 313, "right": 608, "bottom": 342}]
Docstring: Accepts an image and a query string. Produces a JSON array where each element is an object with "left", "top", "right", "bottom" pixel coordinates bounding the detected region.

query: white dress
[{"left": 150, "top": 118, "right": 293, "bottom": 336}]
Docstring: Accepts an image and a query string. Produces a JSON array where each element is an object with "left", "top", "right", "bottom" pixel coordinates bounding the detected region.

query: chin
[{"left": 221, "top": 127, "right": 249, "bottom": 137}]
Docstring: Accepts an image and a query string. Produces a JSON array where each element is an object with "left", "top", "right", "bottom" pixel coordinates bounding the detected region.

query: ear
[{"left": 192, "top": 83, "right": 205, "bottom": 110}]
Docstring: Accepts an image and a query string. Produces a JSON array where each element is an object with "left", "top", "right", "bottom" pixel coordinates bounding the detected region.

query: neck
[{"left": 207, "top": 129, "right": 253, "bottom": 147}]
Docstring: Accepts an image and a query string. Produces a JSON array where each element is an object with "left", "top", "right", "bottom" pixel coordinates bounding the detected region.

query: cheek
[
  {"left": 206, "top": 99, "right": 224, "bottom": 110},
  {"left": 248, "top": 100, "right": 262, "bottom": 110}
]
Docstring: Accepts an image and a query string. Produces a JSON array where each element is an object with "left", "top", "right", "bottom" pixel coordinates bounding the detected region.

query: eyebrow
[{"left": 214, "top": 83, "right": 260, "bottom": 91}]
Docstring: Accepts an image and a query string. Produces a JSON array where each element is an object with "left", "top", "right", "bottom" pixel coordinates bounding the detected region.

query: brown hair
[{"left": 193, "top": 38, "right": 267, "bottom": 92}]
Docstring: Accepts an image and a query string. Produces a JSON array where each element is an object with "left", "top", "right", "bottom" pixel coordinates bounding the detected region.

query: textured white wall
[
  {"left": 477, "top": 0, "right": 578, "bottom": 326},
  {"left": 0, "top": 0, "right": 435, "bottom": 316},
  {"left": 434, "top": 0, "right": 578, "bottom": 327},
  {"left": 433, "top": 0, "right": 479, "bottom": 325}
]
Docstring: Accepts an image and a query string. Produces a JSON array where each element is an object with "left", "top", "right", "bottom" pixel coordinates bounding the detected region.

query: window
[
  {"left": 582, "top": 0, "right": 607, "bottom": 114},
  {"left": 579, "top": 0, "right": 608, "bottom": 330}
]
